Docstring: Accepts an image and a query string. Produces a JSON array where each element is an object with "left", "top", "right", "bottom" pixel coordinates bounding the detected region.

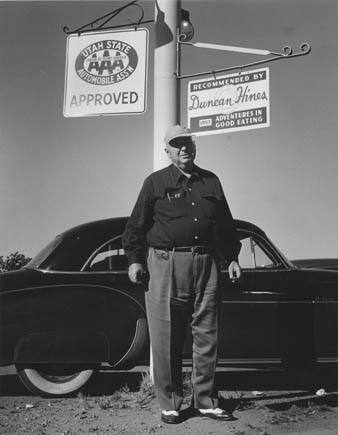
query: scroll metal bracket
[
  {"left": 63, "top": 0, "right": 153, "bottom": 36},
  {"left": 175, "top": 41, "right": 311, "bottom": 80}
]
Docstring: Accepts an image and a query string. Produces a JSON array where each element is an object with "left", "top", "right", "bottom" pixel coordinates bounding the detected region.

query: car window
[
  {"left": 239, "top": 235, "right": 276, "bottom": 269},
  {"left": 85, "top": 237, "right": 128, "bottom": 272}
]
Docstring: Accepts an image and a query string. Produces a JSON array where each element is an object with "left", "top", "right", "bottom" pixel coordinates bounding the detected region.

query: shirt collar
[{"left": 169, "top": 164, "right": 202, "bottom": 185}]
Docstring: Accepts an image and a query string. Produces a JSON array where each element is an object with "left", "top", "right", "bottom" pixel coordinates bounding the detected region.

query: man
[{"left": 122, "top": 124, "right": 241, "bottom": 424}]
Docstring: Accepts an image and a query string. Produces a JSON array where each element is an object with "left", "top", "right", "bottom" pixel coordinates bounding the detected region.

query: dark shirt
[{"left": 122, "top": 164, "right": 241, "bottom": 265}]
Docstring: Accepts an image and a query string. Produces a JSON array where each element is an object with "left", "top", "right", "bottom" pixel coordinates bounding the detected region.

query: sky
[{"left": 0, "top": 0, "right": 337, "bottom": 261}]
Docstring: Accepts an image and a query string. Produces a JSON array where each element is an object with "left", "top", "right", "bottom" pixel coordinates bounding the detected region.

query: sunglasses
[{"left": 169, "top": 138, "right": 195, "bottom": 148}]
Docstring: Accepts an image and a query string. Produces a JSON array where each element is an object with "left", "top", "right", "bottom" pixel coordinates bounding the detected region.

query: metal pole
[
  {"left": 150, "top": 0, "right": 181, "bottom": 381},
  {"left": 153, "top": 0, "right": 181, "bottom": 170}
]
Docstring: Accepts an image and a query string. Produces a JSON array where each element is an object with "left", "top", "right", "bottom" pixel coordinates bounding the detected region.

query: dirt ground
[{"left": 1, "top": 366, "right": 338, "bottom": 435}]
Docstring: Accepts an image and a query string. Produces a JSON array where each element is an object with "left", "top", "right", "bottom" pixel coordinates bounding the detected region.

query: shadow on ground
[{"left": 1, "top": 366, "right": 338, "bottom": 403}]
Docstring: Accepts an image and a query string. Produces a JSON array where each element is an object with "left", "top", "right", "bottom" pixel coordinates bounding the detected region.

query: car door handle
[
  {"left": 315, "top": 296, "right": 335, "bottom": 302},
  {"left": 242, "top": 291, "right": 287, "bottom": 295}
]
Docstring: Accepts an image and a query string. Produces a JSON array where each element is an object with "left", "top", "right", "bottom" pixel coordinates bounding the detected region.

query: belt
[{"left": 151, "top": 246, "right": 216, "bottom": 255}]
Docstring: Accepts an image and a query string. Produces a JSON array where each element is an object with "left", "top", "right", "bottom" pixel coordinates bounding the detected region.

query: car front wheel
[{"left": 16, "top": 364, "right": 95, "bottom": 397}]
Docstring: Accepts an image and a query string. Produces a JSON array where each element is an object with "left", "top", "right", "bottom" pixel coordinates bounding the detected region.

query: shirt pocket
[
  {"left": 200, "top": 192, "right": 222, "bottom": 219},
  {"left": 157, "top": 188, "right": 187, "bottom": 219}
]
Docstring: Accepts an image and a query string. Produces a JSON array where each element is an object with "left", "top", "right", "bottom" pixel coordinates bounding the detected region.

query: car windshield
[{"left": 25, "top": 235, "right": 63, "bottom": 269}]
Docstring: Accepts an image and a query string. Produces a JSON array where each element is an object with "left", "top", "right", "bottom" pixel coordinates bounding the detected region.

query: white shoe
[
  {"left": 162, "top": 410, "right": 179, "bottom": 416},
  {"left": 161, "top": 409, "right": 181, "bottom": 424},
  {"left": 199, "top": 407, "right": 223, "bottom": 415},
  {"left": 197, "top": 407, "right": 233, "bottom": 420}
]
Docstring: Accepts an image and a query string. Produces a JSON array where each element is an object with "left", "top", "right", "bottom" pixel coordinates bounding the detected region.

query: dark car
[{"left": 1, "top": 217, "right": 338, "bottom": 397}]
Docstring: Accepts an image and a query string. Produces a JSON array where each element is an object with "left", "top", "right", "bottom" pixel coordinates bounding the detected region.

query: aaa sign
[{"left": 63, "top": 28, "right": 148, "bottom": 117}]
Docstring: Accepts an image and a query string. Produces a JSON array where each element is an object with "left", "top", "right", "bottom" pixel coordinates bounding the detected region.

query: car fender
[
  {"left": 14, "top": 329, "right": 109, "bottom": 364},
  {"left": 112, "top": 317, "right": 149, "bottom": 369}
]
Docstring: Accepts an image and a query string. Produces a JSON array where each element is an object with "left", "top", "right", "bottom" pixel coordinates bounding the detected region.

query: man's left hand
[{"left": 228, "top": 261, "right": 241, "bottom": 283}]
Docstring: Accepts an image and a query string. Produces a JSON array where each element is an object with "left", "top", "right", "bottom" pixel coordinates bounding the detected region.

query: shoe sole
[
  {"left": 161, "top": 415, "right": 182, "bottom": 424},
  {"left": 197, "top": 411, "right": 233, "bottom": 421}
]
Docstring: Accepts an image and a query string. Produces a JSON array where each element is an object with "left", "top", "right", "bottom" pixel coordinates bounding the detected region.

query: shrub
[{"left": 0, "top": 251, "right": 31, "bottom": 272}]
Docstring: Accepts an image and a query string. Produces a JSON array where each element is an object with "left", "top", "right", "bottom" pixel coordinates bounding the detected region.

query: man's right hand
[{"left": 128, "top": 263, "right": 147, "bottom": 284}]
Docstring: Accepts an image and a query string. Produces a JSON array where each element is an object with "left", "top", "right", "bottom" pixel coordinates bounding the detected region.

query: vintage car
[{"left": 1, "top": 217, "right": 338, "bottom": 397}]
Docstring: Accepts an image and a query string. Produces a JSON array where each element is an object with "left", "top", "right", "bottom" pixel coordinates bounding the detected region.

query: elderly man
[{"left": 122, "top": 125, "right": 241, "bottom": 424}]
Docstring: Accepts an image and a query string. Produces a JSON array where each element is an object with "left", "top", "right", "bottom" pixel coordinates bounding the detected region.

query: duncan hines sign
[
  {"left": 63, "top": 29, "right": 148, "bottom": 117},
  {"left": 187, "top": 68, "right": 270, "bottom": 135}
]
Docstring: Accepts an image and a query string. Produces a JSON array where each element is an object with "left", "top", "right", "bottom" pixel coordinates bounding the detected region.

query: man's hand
[
  {"left": 128, "top": 263, "right": 147, "bottom": 284},
  {"left": 228, "top": 261, "right": 241, "bottom": 283}
]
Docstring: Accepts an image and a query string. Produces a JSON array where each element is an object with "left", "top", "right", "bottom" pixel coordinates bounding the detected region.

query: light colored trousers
[{"left": 145, "top": 247, "right": 221, "bottom": 410}]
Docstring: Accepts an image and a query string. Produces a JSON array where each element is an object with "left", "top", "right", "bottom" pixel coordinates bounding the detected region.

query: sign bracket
[
  {"left": 176, "top": 41, "right": 311, "bottom": 80},
  {"left": 63, "top": 0, "right": 153, "bottom": 36}
]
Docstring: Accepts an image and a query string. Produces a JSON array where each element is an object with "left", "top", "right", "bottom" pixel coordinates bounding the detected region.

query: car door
[
  {"left": 218, "top": 232, "right": 285, "bottom": 364},
  {"left": 81, "top": 236, "right": 149, "bottom": 367},
  {"left": 312, "top": 272, "right": 338, "bottom": 366},
  {"left": 218, "top": 230, "right": 314, "bottom": 367}
]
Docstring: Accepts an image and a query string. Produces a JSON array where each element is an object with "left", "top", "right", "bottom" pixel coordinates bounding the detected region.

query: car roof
[
  {"left": 235, "top": 219, "right": 266, "bottom": 237},
  {"left": 61, "top": 217, "right": 267, "bottom": 240},
  {"left": 62, "top": 217, "right": 128, "bottom": 239},
  {"left": 31, "top": 217, "right": 284, "bottom": 272}
]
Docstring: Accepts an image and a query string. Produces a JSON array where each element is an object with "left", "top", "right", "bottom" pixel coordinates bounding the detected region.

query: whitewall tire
[{"left": 16, "top": 365, "right": 95, "bottom": 397}]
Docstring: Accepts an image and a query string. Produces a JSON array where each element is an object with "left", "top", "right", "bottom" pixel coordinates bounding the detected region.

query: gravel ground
[{"left": 1, "top": 366, "right": 338, "bottom": 434}]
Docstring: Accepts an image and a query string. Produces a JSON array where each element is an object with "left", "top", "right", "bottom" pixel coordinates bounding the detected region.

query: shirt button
[
  {"left": 191, "top": 202, "right": 195, "bottom": 206},
  {"left": 194, "top": 218, "right": 198, "bottom": 222}
]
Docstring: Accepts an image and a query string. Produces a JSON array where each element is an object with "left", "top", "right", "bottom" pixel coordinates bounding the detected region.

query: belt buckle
[{"left": 192, "top": 246, "right": 205, "bottom": 255}]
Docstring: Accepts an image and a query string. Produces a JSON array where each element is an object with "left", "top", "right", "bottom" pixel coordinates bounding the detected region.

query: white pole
[
  {"left": 150, "top": 0, "right": 181, "bottom": 381},
  {"left": 153, "top": 0, "right": 181, "bottom": 171}
]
